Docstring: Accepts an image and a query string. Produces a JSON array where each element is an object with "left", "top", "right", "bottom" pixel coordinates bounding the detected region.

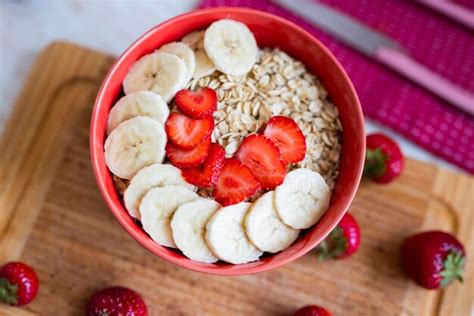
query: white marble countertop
[{"left": 0, "top": 0, "right": 464, "bottom": 173}]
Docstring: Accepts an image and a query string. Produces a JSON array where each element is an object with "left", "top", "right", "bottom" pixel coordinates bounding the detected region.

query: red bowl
[{"left": 90, "top": 7, "right": 365, "bottom": 275}]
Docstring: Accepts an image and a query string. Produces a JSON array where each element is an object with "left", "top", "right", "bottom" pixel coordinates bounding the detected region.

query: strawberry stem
[
  {"left": 440, "top": 251, "right": 465, "bottom": 287},
  {"left": 364, "top": 148, "right": 388, "bottom": 179},
  {"left": 0, "top": 278, "right": 19, "bottom": 305},
  {"left": 316, "top": 240, "right": 329, "bottom": 261},
  {"left": 315, "top": 227, "right": 347, "bottom": 260}
]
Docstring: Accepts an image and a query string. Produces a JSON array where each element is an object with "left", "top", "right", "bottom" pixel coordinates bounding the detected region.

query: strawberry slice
[
  {"left": 182, "top": 143, "right": 225, "bottom": 188},
  {"left": 166, "top": 137, "right": 211, "bottom": 169},
  {"left": 263, "top": 116, "right": 306, "bottom": 164},
  {"left": 212, "top": 158, "right": 260, "bottom": 206},
  {"left": 175, "top": 88, "right": 218, "bottom": 119},
  {"left": 165, "top": 112, "right": 214, "bottom": 149},
  {"left": 235, "top": 134, "right": 286, "bottom": 189}
]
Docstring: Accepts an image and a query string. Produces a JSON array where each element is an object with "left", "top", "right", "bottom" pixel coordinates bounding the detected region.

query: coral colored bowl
[{"left": 90, "top": 7, "right": 365, "bottom": 275}]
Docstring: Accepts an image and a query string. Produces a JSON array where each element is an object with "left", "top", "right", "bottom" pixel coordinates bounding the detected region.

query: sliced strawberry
[
  {"left": 235, "top": 134, "right": 286, "bottom": 189},
  {"left": 165, "top": 112, "right": 214, "bottom": 149},
  {"left": 175, "top": 88, "right": 217, "bottom": 119},
  {"left": 212, "top": 158, "right": 260, "bottom": 206},
  {"left": 263, "top": 116, "right": 306, "bottom": 164},
  {"left": 182, "top": 143, "right": 225, "bottom": 188},
  {"left": 166, "top": 137, "right": 211, "bottom": 169}
]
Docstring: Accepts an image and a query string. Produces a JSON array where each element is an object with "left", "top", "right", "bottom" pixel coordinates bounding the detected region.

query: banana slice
[
  {"left": 206, "top": 202, "right": 262, "bottom": 264},
  {"left": 194, "top": 50, "right": 217, "bottom": 79},
  {"left": 246, "top": 191, "right": 300, "bottom": 253},
  {"left": 104, "top": 116, "right": 166, "bottom": 180},
  {"left": 140, "top": 185, "right": 199, "bottom": 248},
  {"left": 158, "top": 42, "right": 196, "bottom": 85},
  {"left": 107, "top": 91, "right": 169, "bottom": 134},
  {"left": 182, "top": 31, "right": 216, "bottom": 79},
  {"left": 275, "top": 168, "right": 331, "bottom": 229},
  {"left": 123, "top": 52, "right": 187, "bottom": 102},
  {"left": 124, "top": 163, "right": 195, "bottom": 219},
  {"left": 171, "top": 198, "right": 220, "bottom": 263},
  {"left": 204, "top": 19, "right": 258, "bottom": 76},
  {"left": 182, "top": 30, "right": 205, "bottom": 48}
]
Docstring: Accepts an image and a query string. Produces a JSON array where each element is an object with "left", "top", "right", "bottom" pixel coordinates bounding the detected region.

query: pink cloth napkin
[{"left": 199, "top": 0, "right": 474, "bottom": 173}]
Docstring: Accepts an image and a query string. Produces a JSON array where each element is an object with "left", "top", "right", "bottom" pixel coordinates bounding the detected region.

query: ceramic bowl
[{"left": 90, "top": 7, "right": 365, "bottom": 275}]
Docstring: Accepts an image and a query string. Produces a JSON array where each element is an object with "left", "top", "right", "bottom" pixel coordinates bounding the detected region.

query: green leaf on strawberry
[
  {"left": 315, "top": 212, "right": 361, "bottom": 260},
  {"left": 364, "top": 148, "right": 387, "bottom": 179},
  {"left": 317, "top": 227, "right": 346, "bottom": 260},
  {"left": 440, "top": 252, "right": 465, "bottom": 287},
  {"left": 364, "top": 133, "right": 404, "bottom": 183},
  {"left": 0, "top": 278, "right": 19, "bottom": 305}
]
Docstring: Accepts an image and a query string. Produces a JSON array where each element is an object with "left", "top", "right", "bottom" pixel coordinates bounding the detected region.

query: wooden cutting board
[{"left": 0, "top": 42, "right": 472, "bottom": 316}]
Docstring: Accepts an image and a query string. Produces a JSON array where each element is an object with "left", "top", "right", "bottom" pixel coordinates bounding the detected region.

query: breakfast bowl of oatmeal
[{"left": 90, "top": 7, "right": 365, "bottom": 275}]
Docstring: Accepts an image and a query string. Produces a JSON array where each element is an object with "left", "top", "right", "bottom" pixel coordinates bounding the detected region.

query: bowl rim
[{"left": 90, "top": 7, "right": 365, "bottom": 275}]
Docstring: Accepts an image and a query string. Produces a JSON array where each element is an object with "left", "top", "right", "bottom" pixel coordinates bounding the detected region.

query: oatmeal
[{"left": 105, "top": 18, "right": 344, "bottom": 264}]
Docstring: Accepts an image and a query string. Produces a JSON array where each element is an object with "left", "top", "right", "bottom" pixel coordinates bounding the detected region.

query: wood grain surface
[{"left": 0, "top": 42, "right": 472, "bottom": 316}]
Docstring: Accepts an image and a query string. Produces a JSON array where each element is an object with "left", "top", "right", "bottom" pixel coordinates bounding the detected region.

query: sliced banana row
[
  {"left": 141, "top": 196, "right": 263, "bottom": 264},
  {"left": 121, "top": 35, "right": 200, "bottom": 101},
  {"left": 121, "top": 37, "right": 201, "bottom": 100},
  {"left": 122, "top": 18, "right": 258, "bottom": 101},
  {"left": 133, "top": 167, "right": 330, "bottom": 264},
  {"left": 124, "top": 163, "right": 195, "bottom": 219}
]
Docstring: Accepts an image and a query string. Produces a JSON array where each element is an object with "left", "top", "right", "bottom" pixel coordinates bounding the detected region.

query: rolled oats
[{"left": 225, "top": 141, "right": 239, "bottom": 156}]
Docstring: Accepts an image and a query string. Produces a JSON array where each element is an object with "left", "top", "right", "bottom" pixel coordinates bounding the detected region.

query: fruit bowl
[{"left": 90, "top": 7, "right": 365, "bottom": 275}]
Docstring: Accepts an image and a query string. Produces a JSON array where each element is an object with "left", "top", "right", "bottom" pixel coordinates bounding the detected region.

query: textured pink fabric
[{"left": 199, "top": 0, "right": 474, "bottom": 173}]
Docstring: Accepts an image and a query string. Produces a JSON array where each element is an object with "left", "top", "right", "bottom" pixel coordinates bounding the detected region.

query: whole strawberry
[
  {"left": 401, "top": 231, "right": 465, "bottom": 289},
  {"left": 364, "top": 133, "right": 403, "bottom": 183},
  {"left": 0, "top": 261, "right": 39, "bottom": 306},
  {"left": 85, "top": 286, "right": 147, "bottom": 316},
  {"left": 315, "top": 212, "right": 361, "bottom": 260},
  {"left": 293, "top": 305, "right": 332, "bottom": 316}
]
